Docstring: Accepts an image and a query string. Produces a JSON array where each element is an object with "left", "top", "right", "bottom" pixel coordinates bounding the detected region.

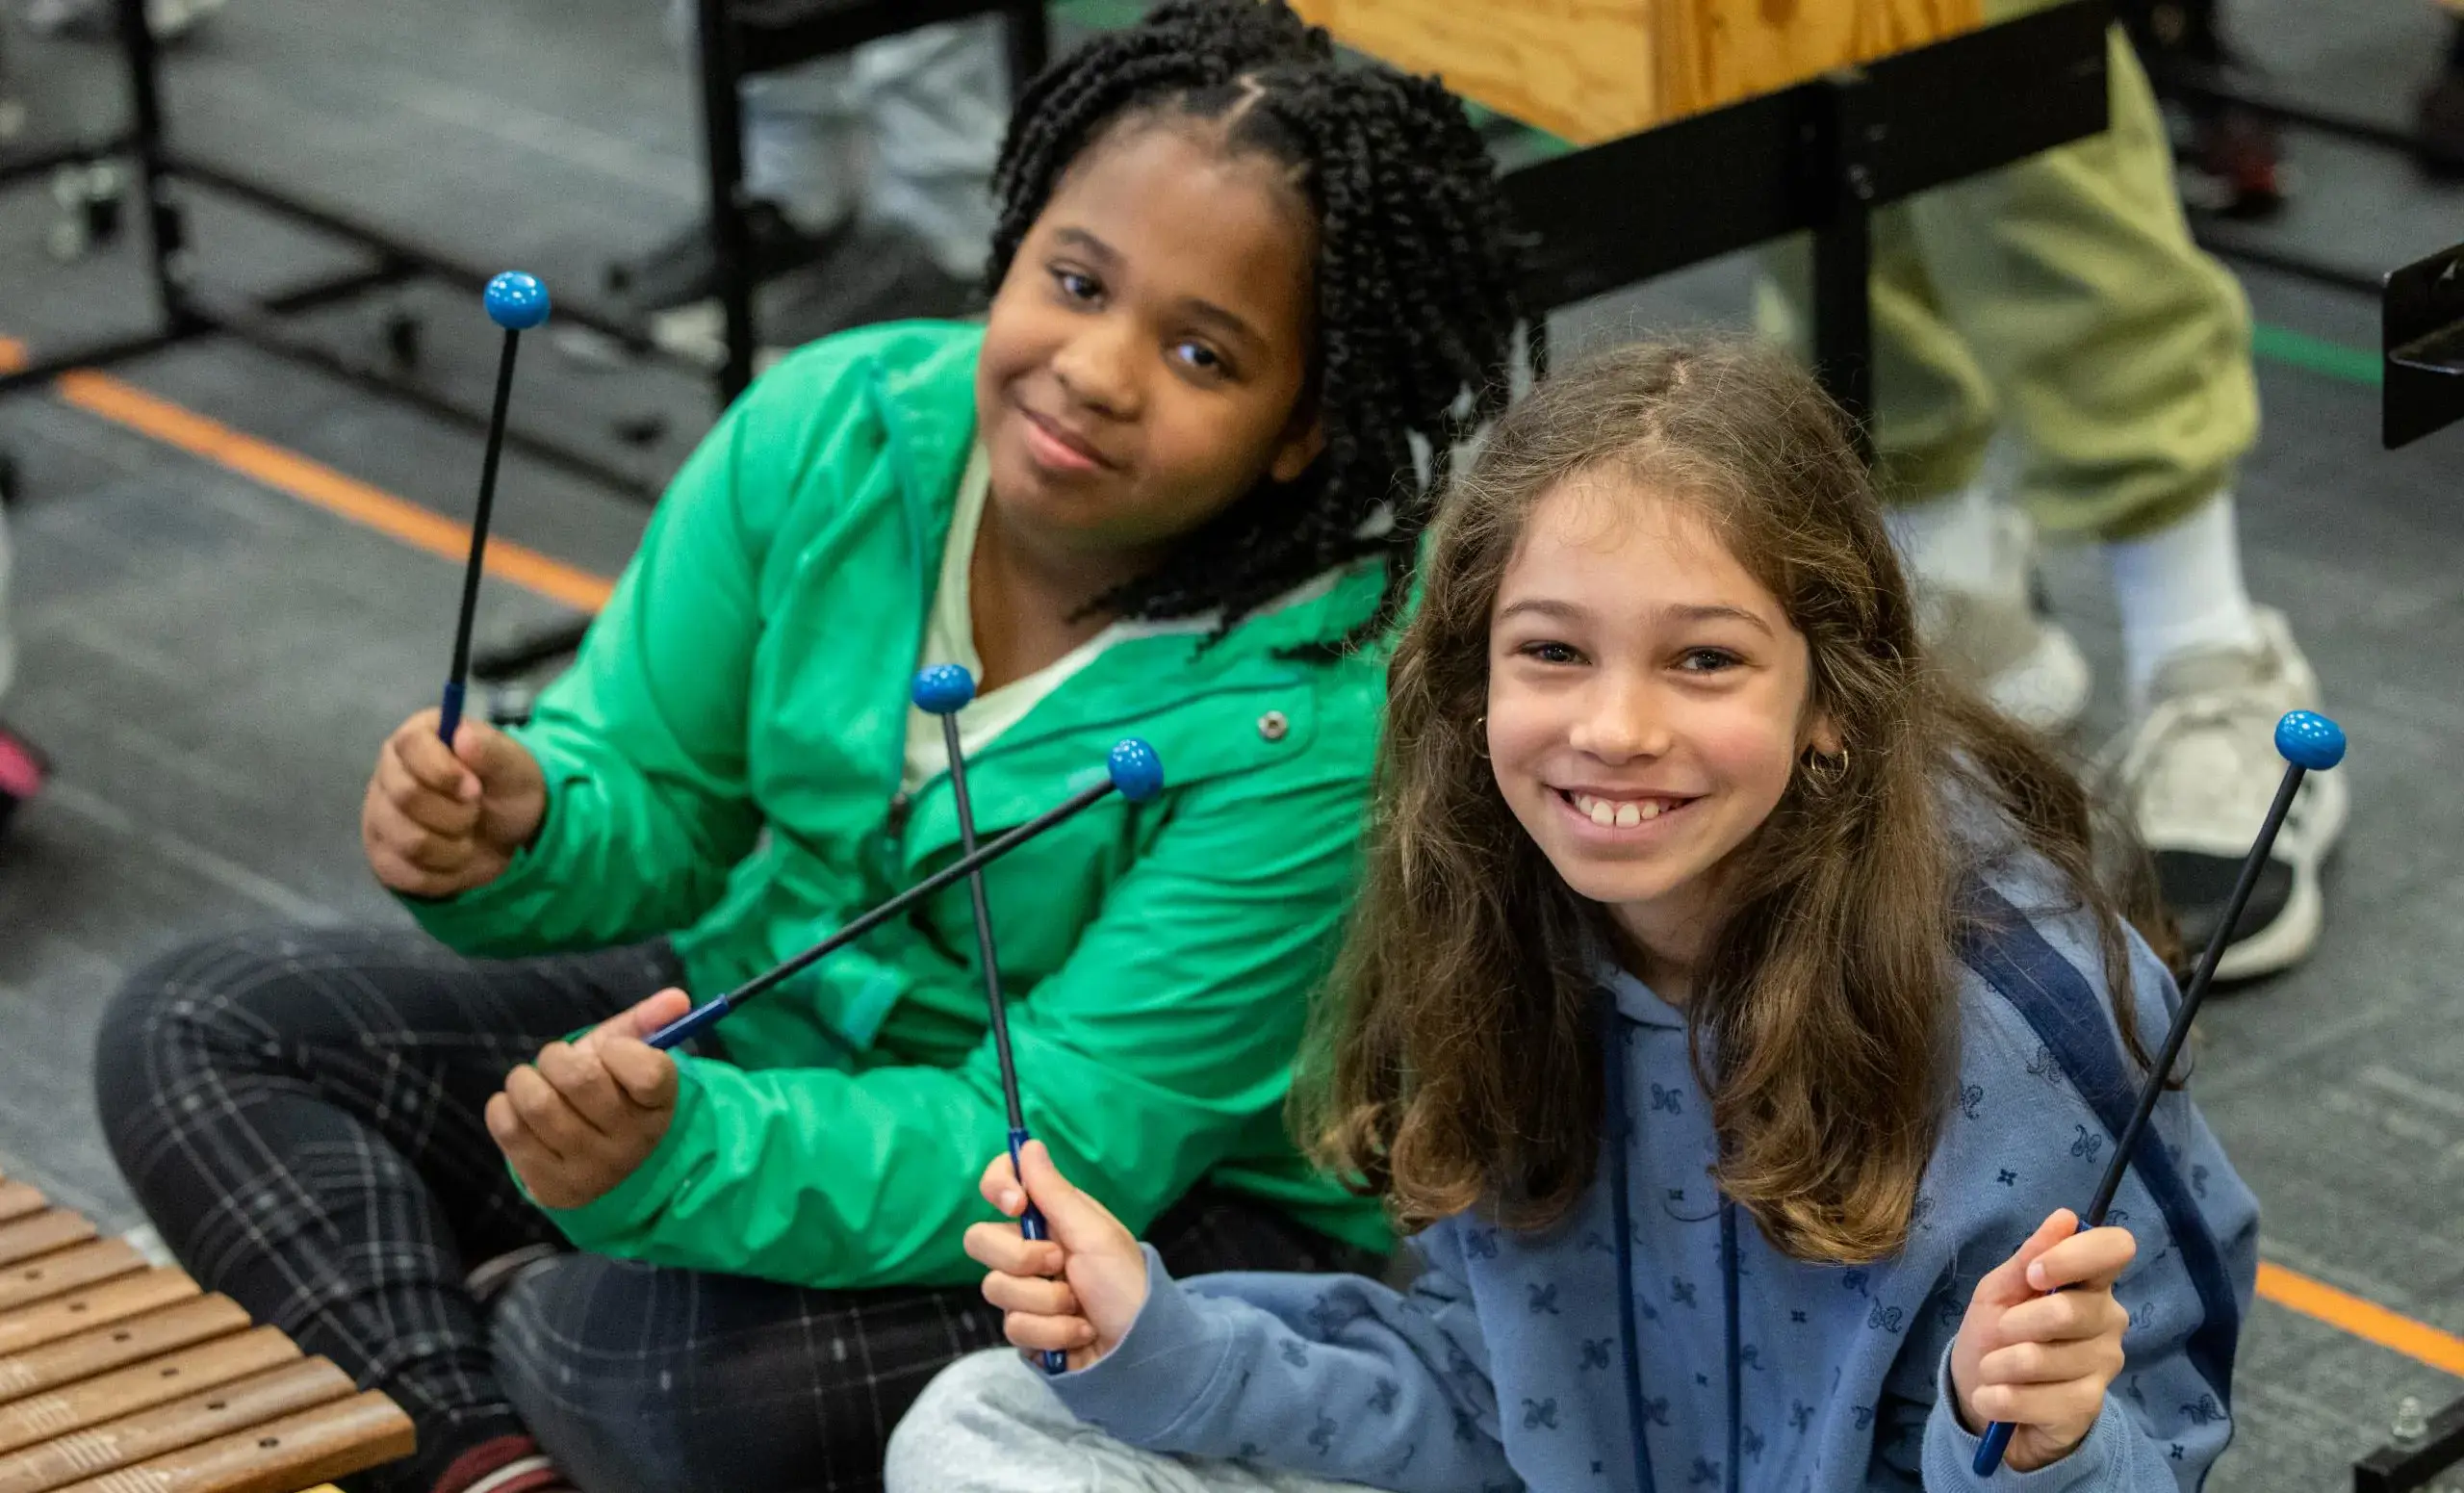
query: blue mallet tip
[
  {"left": 2273, "top": 709, "right": 2346, "bottom": 772},
  {"left": 1108, "top": 738, "right": 1165, "bottom": 803},
  {"left": 912, "top": 663, "right": 976, "bottom": 716},
  {"left": 484, "top": 271, "right": 552, "bottom": 330}
]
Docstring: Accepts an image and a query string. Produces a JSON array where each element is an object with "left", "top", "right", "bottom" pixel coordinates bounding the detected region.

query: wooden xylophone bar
[{"left": 0, "top": 1176, "right": 413, "bottom": 1493}]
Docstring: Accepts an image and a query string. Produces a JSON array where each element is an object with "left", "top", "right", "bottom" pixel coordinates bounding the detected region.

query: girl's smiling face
[
  {"left": 975, "top": 120, "right": 1324, "bottom": 571},
  {"left": 1486, "top": 473, "right": 1835, "bottom": 970}
]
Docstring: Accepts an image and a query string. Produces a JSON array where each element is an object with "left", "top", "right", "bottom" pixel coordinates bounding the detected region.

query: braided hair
[{"left": 987, "top": 0, "right": 1524, "bottom": 645}]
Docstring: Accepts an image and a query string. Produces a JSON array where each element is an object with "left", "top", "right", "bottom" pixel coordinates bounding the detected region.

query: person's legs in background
[
  {"left": 612, "top": 0, "right": 864, "bottom": 313},
  {"left": 1761, "top": 12, "right": 2345, "bottom": 980},
  {"left": 0, "top": 503, "right": 49, "bottom": 842},
  {"left": 1759, "top": 212, "right": 2094, "bottom": 737},
  {"left": 617, "top": 5, "right": 1003, "bottom": 344},
  {"left": 756, "top": 14, "right": 1006, "bottom": 345}
]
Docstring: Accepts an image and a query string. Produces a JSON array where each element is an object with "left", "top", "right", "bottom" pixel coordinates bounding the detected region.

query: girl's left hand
[
  {"left": 485, "top": 989, "right": 693, "bottom": 1210},
  {"left": 1949, "top": 1208, "right": 2138, "bottom": 1472}
]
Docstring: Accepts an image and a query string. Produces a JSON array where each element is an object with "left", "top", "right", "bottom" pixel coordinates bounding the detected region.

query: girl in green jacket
[{"left": 94, "top": 5, "right": 1521, "bottom": 1493}]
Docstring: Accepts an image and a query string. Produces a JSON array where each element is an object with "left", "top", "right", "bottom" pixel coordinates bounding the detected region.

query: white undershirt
[{"left": 901, "top": 446, "right": 1131, "bottom": 792}]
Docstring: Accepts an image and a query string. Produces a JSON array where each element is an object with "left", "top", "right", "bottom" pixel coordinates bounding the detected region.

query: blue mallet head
[
  {"left": 2274, "top": 709, "right": 2346, "bottom": 772},
  {"left": 1107, "top": 738, "right": 1165, "bottom": 803},
  {"left": 912, "top": 663, "right": 976, "bottom": 716},
  {"left": 484, "top": 271, "right": 552, "bottom": 331}
]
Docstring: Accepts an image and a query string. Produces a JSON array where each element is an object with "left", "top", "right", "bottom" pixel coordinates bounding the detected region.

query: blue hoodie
[{"left": 1047, "top": 842, "right": 2260, "bottom": 1492}]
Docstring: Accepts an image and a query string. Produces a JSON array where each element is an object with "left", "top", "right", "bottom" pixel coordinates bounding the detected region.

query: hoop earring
[
  {"left": 1472, "top": 716, "right": 1490, "bottom": 759},
  {"left": 1802, "top": 746, "right": 1849, "bottom": 791}
]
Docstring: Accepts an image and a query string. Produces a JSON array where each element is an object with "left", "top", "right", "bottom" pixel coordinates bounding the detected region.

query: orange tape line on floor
[
  {"left": 2258, "top": 1261, "right": 2464, "bottom": 1377},
  {"left": 0, "top": 337, "right": 26, "bottom": 373},
  {"left": 48, "top": 369, "right": 614, "bottom": 614}
]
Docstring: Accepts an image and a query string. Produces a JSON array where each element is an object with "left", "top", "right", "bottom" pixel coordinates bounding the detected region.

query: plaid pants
[{"left": 96, "top": 928, "right": 1377, "bottom": 1493}]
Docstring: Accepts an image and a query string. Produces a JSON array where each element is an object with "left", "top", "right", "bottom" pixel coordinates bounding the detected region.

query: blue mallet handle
[
  {"left": 647, "top": 737, "right": 1164, "bottom": 1051},
  {"left": 440, "top": 271, "right": 551, "bottom": 745},
  {"left": 1007, "top": 1128, "right": 1066, "bottom": 1375},
  {"left": 1975, "top": 711, "right": 2345, "bottom": 1475}
]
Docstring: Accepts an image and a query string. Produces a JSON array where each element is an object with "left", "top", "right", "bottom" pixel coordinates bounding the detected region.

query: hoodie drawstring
[
  {"left": 1605, "top": 994, "right": 1741, "bottom": 1493},
  {"left": 1604, "top": 998, "right": 1659, "bottom": 1493}
]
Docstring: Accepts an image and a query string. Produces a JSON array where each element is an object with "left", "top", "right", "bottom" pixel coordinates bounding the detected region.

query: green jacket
[{"left": 408, "top": 321, "right": 1391, "bottom": 1287}]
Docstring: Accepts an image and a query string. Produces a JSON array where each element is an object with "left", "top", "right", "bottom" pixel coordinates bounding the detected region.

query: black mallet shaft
[
  {"left": 647, "top": 735, "right": 1165, "bottom": 1053},
  {"left": 912, "top": 664, "right": 1068, "bottom": 1373},
  {"left": 438, "top": 271, "right": 550, "bottom": 744}
]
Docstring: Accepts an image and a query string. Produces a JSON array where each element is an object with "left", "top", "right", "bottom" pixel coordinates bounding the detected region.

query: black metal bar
[
  {"left": 0, "top": 328, "right": 191, "bottom": 396},
  {"left": 2194, "top": 232, "right": 2383, "bottom": 298},
  {"left": 696, "top": 0, "right": 757, "bottom": 402},
  {"left": 256, "top": 260, "right": 422, "bottom": 317},
  {"left": 1000, "top": 0, "right": 1047, "bottom": 100},
  {"left": 116, "top": 0, "right": 197, "bottom": 341},
  {"left": 2382, "top": 239, "right": 2464, "bottom": 450},
  {"left": 0, "top": 134, "right": 136, "bottom": 190},
  {"left": 2353, "top": 1394, "right": 2464, "bottom": 1493},
  {"left": 159, "top": 152, "right": 672, "bottom": 358},
  {"left": 183, "top": 288, "right": 663, "bottom": 499},
  {"left": 2159, "top": 65, "right": 2418, "bottom": 157},
  {"left": 1806, "top": 68, "right": 1879, "bottom": 457}
]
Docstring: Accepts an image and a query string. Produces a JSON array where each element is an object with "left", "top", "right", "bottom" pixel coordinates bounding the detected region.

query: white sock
[
  {"left": 1883, "top": 481, "right": 2001, "bottom": 593},
  {"left": 2105, "top": 493, "right": 2263, "bottom": 702}
]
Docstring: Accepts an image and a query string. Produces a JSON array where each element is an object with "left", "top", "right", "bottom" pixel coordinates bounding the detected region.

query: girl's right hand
[
  {"left": 361, "top": 709, "right": 547, "bottom": 898},
  {"left": 964, "top": 1140, "right": 1150, "bottom": 1371}
]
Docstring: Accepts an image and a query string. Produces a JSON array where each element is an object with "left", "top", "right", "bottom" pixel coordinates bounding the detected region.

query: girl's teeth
[{"left": 1573, "top": 792, "right": 1679, "bottom": 827}]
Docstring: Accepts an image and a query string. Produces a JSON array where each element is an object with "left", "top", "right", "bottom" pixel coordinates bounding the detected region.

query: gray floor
[{"left": 0, "top": 0, "right": 2458, "bottom": 1487}]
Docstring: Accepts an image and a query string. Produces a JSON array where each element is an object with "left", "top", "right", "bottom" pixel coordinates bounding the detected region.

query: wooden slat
[
  {"left": 0, "top": 1359, "right": 356, "bottom": 1493},
  {"left": 0, "top": 1222, "right": 96, "bottom": 1274},
  {"left": 0, "top": 1191, "right": 43, "bottom": 1228},
  {"left": 0, "top": 1299, "right": 251, "bottom": 1410},
  {"left": 0, "top": 1329, "right": 300, "bottom": 1457},
  {"left": 0, "top": 1246, "right": 147, "bottom": 1319},
  {"left": 0, "top": 1275, "right": 200, "bottom": 1360},
  {"left": 49, "top": 1392, "right": 414, "bottom": 1493}
]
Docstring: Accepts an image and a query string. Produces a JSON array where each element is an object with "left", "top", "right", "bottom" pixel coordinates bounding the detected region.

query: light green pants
[{"left": 1758, "top": 4, "right": 2258, "bottom": 540}]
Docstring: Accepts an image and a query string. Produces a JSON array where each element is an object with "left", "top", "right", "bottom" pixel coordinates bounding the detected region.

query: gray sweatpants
[{"left": 885, "top": 1350, "right": 1383, "bottom": 1493}]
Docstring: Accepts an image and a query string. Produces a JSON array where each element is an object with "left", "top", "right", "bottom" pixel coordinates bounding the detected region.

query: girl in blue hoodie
[{"left": 885, "top": 340, "right": 2260, "bottom": 1493}]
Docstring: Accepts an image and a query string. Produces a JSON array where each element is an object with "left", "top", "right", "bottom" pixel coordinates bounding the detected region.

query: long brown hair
[{"left": 1300, "top": 339, "right": 2169, "bottom": 1264}]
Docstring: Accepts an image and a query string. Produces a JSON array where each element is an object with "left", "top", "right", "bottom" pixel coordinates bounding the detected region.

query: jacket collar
[{"left": 863, "top": 322, "right": 1389, "bottom": 758}]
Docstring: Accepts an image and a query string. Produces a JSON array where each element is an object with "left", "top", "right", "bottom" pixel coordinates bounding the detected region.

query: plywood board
[{"left": 1293, "top": 0, "right": 1986, "bottom": 142}]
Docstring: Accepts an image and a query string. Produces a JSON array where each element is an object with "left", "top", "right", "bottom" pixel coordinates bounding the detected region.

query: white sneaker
[
  {"left": 2107, "top": 606, "right": 2347, "bottom": 982},
  {"left": 1914, "top": 505, "right": 2093, "bottom": 736}
]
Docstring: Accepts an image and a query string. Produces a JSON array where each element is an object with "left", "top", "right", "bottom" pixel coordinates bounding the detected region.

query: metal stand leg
[
  {"left": 1810, "top": 203, "right": 1874, "bottom": 464},
  {"left": 696, "top": 0, "right": 757, "bottom": 403},
  {"left": 1807, "top": 70, "right": 1881, "bottom": 466},
  {"left": 114, "top": 0, "right": 197, "bottom": 340},
  {"left": 1001, "top": 0, "right": 1046, "bottom": 100}
]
